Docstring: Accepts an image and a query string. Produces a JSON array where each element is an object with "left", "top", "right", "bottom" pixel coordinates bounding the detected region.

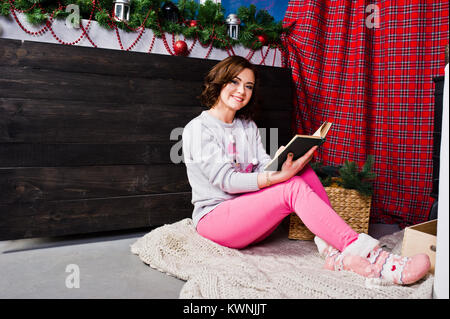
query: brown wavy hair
[{"left": 199, "top": 56, "right": 259, "bottom": 121}]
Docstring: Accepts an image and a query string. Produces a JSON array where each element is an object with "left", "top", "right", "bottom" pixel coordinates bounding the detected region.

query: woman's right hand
[{"left": 278, "top": 146, "right": 318, "bottom": 181}]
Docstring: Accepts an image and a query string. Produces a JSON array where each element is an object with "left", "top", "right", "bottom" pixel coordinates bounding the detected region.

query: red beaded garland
[{"left": 259, "top": 46, "right": 271, "bottom": 65}]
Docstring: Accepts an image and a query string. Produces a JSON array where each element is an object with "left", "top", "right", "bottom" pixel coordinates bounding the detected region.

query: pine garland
[
  {"left": 1, "top": 0, "right": 291, "bottom": 50},
  {"left": 237, "top": 4, "right": 285, "bottom": 50},
  {"left": 311, "top": 155, "right": 376, "bottom": 196}
]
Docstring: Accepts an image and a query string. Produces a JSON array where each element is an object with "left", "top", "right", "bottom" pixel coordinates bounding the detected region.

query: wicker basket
[{"left": 288, "top": 182, "right": 372, "bottom": 240}]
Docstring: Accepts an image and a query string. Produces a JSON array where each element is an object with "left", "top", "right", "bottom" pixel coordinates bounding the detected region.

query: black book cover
[{"left": 264, "top": 122, "right": 332, "bottom": 172}]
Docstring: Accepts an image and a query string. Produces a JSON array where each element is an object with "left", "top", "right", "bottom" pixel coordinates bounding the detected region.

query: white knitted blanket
[{"left": 130, "top": 218, "right": 433, "bottom": 299}]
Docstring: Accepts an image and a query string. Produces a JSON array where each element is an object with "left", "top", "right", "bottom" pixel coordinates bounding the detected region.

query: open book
[{"left": 264, "top": 122, "right": 332, "bottom": 171}]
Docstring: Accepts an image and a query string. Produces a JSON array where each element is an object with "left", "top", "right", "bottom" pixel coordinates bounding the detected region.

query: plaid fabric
[{"left": 282, "top": 0, "right": 449, "bottom": 227}]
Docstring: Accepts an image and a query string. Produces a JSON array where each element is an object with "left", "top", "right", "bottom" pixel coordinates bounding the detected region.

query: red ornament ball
[
  {"left": 174, "top": 40, "right": 188, "bottom": 56},
  {"left": 256, "top": 34, "right": 268, "bottom": 46},
  {"left": 189, "top": 20, "right": 198, "bottom": 27}
]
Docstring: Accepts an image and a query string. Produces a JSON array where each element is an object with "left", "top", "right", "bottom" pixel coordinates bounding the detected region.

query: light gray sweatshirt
[{"left": 182, "top": 111, "right": 272, "bottom": 227}]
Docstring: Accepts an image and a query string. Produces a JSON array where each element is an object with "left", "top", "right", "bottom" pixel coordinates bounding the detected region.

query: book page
[
  {"left": 319, "top": 122, "right": 332, "bottom": 138},
  {"left": 312, "top": 123, "right": 324, "bottom": 137},
  {"left": 312, "top": 122, "right": 332, "bottom": 137}
]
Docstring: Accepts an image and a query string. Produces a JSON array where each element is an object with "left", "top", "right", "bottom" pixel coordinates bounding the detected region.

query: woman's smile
[{"left": 231, "top": 95, "right": 244, "bottom": 102}]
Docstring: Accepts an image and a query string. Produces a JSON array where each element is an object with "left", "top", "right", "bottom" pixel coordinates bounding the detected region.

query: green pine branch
[
  {"left": 311, "top": 156, "right": 376, "bottom": 196},
  {"left": 197, "top": 0, "right": 224, "bottom": 26},
  {"left": 177, "top": 0, "right": 198, "bottom": 21},
  {"left": 337, "top": 155, "right": 376, "bottom": 196}
]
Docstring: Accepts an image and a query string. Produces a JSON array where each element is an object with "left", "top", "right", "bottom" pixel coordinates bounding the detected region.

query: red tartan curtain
[{"left": 281, "top": 0, "right": 449, "bottom": 227}]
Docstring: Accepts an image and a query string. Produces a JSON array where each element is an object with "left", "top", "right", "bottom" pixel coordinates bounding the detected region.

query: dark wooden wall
[{"left": 0, "top": 38, "right": 293, "bottom": 240}]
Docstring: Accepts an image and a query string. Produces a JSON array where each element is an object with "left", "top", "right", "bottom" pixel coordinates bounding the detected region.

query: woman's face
[{"left": 216, "top": 68, "right": 255, "bottom": 112}]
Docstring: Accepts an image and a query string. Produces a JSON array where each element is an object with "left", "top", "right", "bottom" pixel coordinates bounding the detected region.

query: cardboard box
[{"left": 401, "top": 220, "right": 437, "bottom": 274}]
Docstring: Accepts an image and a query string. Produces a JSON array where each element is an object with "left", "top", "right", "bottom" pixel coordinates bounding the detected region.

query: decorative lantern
[
  {"left": 161, "top": 1, "right": 180, "bottom": 24},
  {"left": 113, "top": 0, "right": 131, "bottom": 22},
  {"left": 226, "top": 14, "right": 241, "bottom": 40}
]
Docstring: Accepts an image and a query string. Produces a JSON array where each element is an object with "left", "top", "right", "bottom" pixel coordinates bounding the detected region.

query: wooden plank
[
  {"left": 0, "top": 98, "right": 203, "bottom": 143},
  {"left": 0, "top": 164, "right": 190, "bottom": 204},
  {"left": 0, "top": 67, "right": 292, "bottom": 108},
  {"left": 0, "top": 192, "right": 193, "bottom": 240},
  {"left": 0, "top": 66, "right": 204, "bottom": 105},
  {"left": 0, "top": 98, "right": 291, "bottom": 143},
  {"left": 0, "top": 38, "right": 291, "bottom": 87},
  {"left": 0, "top": 129, "right": 291, "bottom": 167},
  {"left": 0, "top": 143, "right": 175, "bottom": 166}
]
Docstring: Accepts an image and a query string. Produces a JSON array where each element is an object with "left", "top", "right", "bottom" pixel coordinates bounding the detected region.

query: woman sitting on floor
[{"left": 182, "top": 56, "right": 430, "bottom": 285}]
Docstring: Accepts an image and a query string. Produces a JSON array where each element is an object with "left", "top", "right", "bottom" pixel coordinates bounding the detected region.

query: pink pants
[{"left": 196, "top": 165, "right": 359, "bottom": 251}]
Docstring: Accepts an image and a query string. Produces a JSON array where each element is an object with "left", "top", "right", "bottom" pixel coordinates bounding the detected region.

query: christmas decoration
[
  {"left": 1, "top": 0, "right": 291, "bottom": 56},
  {"left": 225, "top": 13, "right": 240, "bottom": 40},
  {"left": 311, "top": 156, "right": 376, "bottom": 196},
  {"left": 113, "top": 0, "right": 131, "bottom": 22},
  {"left": 237, "top": 4, "right": 288, "bottom": 50},
  {"left": 337, "top": 155, "right": 376, "bottom": 196},
  {"left": 256, "top": 34, "right": 268, "bottom": 46},
  {"left": 161, "top": 1, "right": 179, "bottom": 24},
  {"left": 173, "top": 39, "right": 188, "bottom": 56}
]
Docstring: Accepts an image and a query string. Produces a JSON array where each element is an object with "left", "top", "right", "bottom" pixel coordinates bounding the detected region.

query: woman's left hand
[
  {"left": 258, "top": 146, "right": 318, "bottom": 188},
  {"left": 279, "top": 145, "right": 318, "bottom": 181}
]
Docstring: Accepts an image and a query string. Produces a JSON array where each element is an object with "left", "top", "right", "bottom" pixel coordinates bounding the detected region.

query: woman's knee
[
  {"left": 299, "top": 164, "right": 314, "bottom": 175},
  {"left": 287, "top": 174, "right": 307, "bottom": 185},
  {"left": 285, "top": 175, "right": 313, "bottom": 196}
]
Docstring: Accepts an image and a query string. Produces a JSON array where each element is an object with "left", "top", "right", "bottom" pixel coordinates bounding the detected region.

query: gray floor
[{"left": 0, "top": 223, "right": 400, "bottom": 299}]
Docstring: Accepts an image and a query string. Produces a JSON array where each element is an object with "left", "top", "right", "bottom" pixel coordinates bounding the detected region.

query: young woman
[{"left": 182, "top": 56, "right": 430, "bottom": 285}]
